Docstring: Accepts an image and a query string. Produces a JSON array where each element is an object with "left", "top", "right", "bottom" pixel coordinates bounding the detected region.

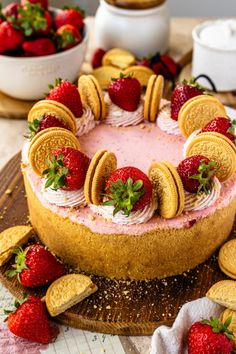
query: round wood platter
[{"left": 0, "top": 153, "right": 234, "bottom": 336}]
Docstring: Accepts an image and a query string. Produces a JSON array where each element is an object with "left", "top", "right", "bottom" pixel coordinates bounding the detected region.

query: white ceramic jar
[
  {"left": 192, "top": 19, "right": 236, "bottom": 92},
  {"left": 94, "top": 0, "right": 170, "bottom": 58}
]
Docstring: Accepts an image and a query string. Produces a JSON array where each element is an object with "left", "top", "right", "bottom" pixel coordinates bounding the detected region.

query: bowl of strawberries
[{"left": 0, "top": 0, "right": 88, "bottom": 100}]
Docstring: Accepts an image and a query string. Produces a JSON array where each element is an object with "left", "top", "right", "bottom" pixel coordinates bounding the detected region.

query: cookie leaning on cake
[{"left": 0, "top": 225, "right": 97, "bottom": 344}]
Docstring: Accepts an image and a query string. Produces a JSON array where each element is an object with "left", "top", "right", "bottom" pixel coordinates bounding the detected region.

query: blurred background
[{"left": 2, "top": 0, "right": 236, "bottom": 16}]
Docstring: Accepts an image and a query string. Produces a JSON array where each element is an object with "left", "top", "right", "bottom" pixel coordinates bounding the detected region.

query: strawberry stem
[
  {"left": 5, "top": 247, "right": 29, "bottom": 281},
  {"left": 190, "top": 160, "right": 217, "bottom": 194},
  {"left": 43, "top": 153, "right": 69, "bottom": 190},
  {"left": 103, "top": 177, "right": 145, "bottom": 216},
  {"left": 201, "top": 316, "right": 233, "bottom": 341}
]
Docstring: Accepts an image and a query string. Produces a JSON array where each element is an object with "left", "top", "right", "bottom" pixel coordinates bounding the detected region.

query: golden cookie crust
[
  {"left": 178, "top": 95, "right": 227, "bottom": 138},
  {"left": 102, "top": 48, "right": 135, "bottom": 69},
  {"left": 92, "top": 66, "right": 122, "bottom": 90},
  {"left": 144, "top": 75, "right": 164, "bottom": 122},
  {"left": 219, "top": 239, "right": 236, "bottom": 279},
  {"left": 0, "top": 226, "right": 34, "bottom": 266},
  {"left": 148, "top": 161, "right": 179, "bottom": 218},
  {"left": 28, "top": 100, "right": 77, "bottom": 134},
  {"left": 123, "top": 66, "right": 155, "bottom": 87},
  {"left": 185, "top": 131, "right": 236, "bottom": 182},
  {"left": 28, "top": 128, "right": 81, "bottom": 176}
]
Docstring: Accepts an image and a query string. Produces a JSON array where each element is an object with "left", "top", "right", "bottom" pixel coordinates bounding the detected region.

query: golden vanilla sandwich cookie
[
  {"left": 148, "top": 161, "right": 184, "bottom": 218},
  {"left": 29, "top": 127, "right": 81, "bottom": 176},
  {"left": 84, "top": 149, "right": 117, "bottom": 205},
  {"left": 178, "top": 95, "right": 227, "bottom": 138},
  {"left": 206, "top": 280, "right": 236, "bottom": 310},
  {"left": 78, "top": 75, "right": 106, "bottom": 121},
  {"left": 28, "top": 100, "right": 77, "bottom": 135},
  {"left": 219, "top": 239, "right": 236, "bottom": 279},
  {"left": 185, "top": 131, "right": 236, "bottom": 182},
  {"left": 220, "top": 308, "right": 236, "bottom": 346},
  {"left": 123, "top": 66, "right": 155, "bottom": 87},
  {"left": 102, "top": 48, "right": 136, "bottom": 69},
  {"left": 0, "top": 226, "right": 34, "bottom": 266},
  {"left": 46, "top": 274, "right": 97, "bottom": 317},
  {"left": 144, "top": 75, "right": 164, "bottom": 122},
  {"left": 92, "top": 65, "right": 121, "bottom": 90}
]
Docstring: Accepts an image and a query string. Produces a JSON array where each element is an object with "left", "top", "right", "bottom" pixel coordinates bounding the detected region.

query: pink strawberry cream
[{"left": 22, "top": 101, "right": 236, "bottom": 236}]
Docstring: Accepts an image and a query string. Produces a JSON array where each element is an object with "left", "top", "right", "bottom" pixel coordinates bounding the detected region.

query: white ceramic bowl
[
  {"left": 94, "top": 0, "right": 170, "bottom": 58},
  {"left": 0, "top": 9, "right": 89, "bottom": 100},
  {"left": 192, "top": 20, "right": 236, "bottom": 92}
]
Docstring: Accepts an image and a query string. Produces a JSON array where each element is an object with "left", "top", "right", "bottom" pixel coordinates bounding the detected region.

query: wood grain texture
[{"left": 0, "top": 153, "right": 235, "bottom": 335}]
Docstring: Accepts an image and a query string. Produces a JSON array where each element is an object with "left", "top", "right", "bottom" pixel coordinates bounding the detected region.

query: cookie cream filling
[
  {"left": 89, "top": 199, "right": 157, "bottom": 225},
  {"left": 183, "top": 129, "right": 201, "bottom": 157},
  {"left": 157, "top": 103, "right": 181, "bottom": 136},
  {"left": 22, "top": 139, "right": 30, "bottom": 165},
  {"left": 42, "top": 182, "right": 86, "bottom": 208},
  {"left": 184, "top": 177, "right": 221, "bottom": 212},
  {"left": 76, "top": 106, "right": 96, "bottom": 137},
  {"left": 104, "top": 93, "right": 144, "bottom": 127}
]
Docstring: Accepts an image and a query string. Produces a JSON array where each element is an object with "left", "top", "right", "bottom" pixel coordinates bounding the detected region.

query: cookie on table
[
  {"left": 0, "top": 226, "right": 34, "bottom": 266},
  {"left": 219, "top": 239, "right": 236, "bottom": 279},
  {"left": 123, "top": 66, "right": 155, "bottom": 87},
  {"left": 178, "top": 95, "right": 227, "bottom": 138},
  {"left": 84, "top": 149, "right": 117, "bottom": 205},
  {"left": 148, "top": 160, "right": 185, "bottom": 218},
  {"left": 46, "top": 274, "right": 98, "bottom": 317},
  {"left": 28, "top": 100, "right": 77, "bottom": 135},
  {"left": 102, "top": 48, "right": 136, "bottom": 69},
  {"left": 91, "top": 65, "right": 121, "bottom": 90},
  {"left": 144, "top": 75, "right": 164, "bottom": 122},
  {"left": 185, "top": 131, "right": 236, "bottom": 182},
  {"left": 78, "top": 75, "right": 106, "bottom": 120},
  {"left": 28, "top": 127, "right": 81, "bottom": 175},
  {"left": 206, "top": 280, "right": 236, "bottom": 310}
]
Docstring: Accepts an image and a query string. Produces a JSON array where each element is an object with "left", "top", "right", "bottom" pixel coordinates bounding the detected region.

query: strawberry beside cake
[{"left": 22, "top": 75, "right": 236, "bottom": 280}]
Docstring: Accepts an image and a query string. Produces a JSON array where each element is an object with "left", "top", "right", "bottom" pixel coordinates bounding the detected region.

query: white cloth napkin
[{"left": 151, "top": 297, "right": 223, "bottom": 354}]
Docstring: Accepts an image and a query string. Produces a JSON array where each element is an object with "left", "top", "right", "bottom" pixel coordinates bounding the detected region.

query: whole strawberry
[
  {"left": 3, "top": 2, "right": 19, "bottom": 18},
  {"left": 151, "top": 54, "right": 179, "bottom": 81},
  {"left": 171, "top": 79, "right": 204, "bottom": 121},
  {"left": 177, "top": 155, "right": 216, "bottom": 194},
  {"left": 56, "top": 24, "right": 82, "bottom": 50},
  {"left": 46, "top": 79, "right": 83, "bottom": 117},
  {"left": 92, "top": 48, "right": 106, "bottom": 69},
  {"left": 6, "top": 295, "right": 59, "bottom": 344},
  {"left": 6, "top": 244, "right": 67, "bottom": 287},
  {"left": 43, "top": 147, "right": 90, "bottom": 190},
  {"left": 21, "top": 0, "right": 48, "bottom": 10},
  {"left": 27, "top": 115, "right": 68, "bottom": 140},
  {"left": 108, "top": 74, "right": 141, "bottom": 112},
  {"left": 104, "top": 166, "right": 152, "bottom": 216},
  {"left": 55, "top": 6, "right": 85, "bottom": 31},
  {"left": 202, "top": 117, "right": 236, "bottom": 144},
  {"left": 0, "top": 21, "right": 23, "bottom": 54},
  {"left": 23, "top": 38, "right": 56, "bottom": 56},
  {"left": 18, "top": 3, "right": 52, "bottom": 37},
  {"left": 188, "top": 317, "right": 233, "bottom": 354}
]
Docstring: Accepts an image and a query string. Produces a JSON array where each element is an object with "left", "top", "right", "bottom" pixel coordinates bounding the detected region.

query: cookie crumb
[{"left": 5, "top": 189, "right": 12, "bottom": 196}]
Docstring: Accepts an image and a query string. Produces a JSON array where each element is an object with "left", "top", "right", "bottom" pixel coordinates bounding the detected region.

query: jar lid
[{"left": 105, "top": 0, "right": 166, "bottom": 10}]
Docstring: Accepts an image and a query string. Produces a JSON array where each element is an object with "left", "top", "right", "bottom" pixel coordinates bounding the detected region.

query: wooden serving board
[{"left": 0, "top": 153, "right": 234, "bottom": 336}]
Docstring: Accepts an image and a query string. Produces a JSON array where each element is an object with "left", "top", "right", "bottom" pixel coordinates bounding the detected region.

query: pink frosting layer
[{"left": 23, "top": 110, "right": 236, "bottom": 235}]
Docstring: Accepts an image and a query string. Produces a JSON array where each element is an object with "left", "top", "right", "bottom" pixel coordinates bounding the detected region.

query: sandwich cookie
[
  {"left": 123, "top": 66, "right": 155, "bottom": 87},
  {"left": 185, "top": 131, "right": 236, "bottom": 182},
  {"left": 84, "top": 149, "right": 117, "bottom": 205},
  {"left": 0, "top": 226, "right": 34, "bottom": 266},
  {"left": 220, "top": 308, "right": 236, "bottom": 346},
  {"left": 148, "top": 161, "right": 185, "bottom": 219},
  {"left": 206, "top": 280, "right": 236, "bottom": 311},
  {"left": 178, "top": 95, "right": 227, "bottom": 138},
  {"left": 28, "top": 100, "right": 77, "bottom": 135},
  {"left": 46, "top": 274, "right": 97, "bottom": 317},
  {"left": 92, "top": 65, "right": 121, "bottom": 90},
  {"left": 28, "top": 128, "right": 81, "bottom": 176},
  {"left": 78, "top": 75, "right": 106, "bottom": 121},
  {"left": 144, "top": 75, "right": 164, "bottom": 122},
  {"left": 102, "top": 48, "right": 136, "bottom": 69},
  {"left": 219, "top": 239, "right": 236, "bottom": 279}
]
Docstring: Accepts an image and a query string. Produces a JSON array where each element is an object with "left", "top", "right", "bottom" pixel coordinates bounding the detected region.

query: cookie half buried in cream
[
  {"left": 42, "top": 181, "right": 86, "bottom": 208},
  {"left": 184, "top": 177, "right": 221, "bottom": 212},
  {"left": 90, "top": 199, "right": 157, "bottom": 225},
  {"left": 157, "top": 102, "right": 181, "bottom": 136},
  {"left": 104, "top": 93, "right": 144, "bottom": 127},
  {"left": 76, "top": 105, "right": 96, "bottom": 137}
]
